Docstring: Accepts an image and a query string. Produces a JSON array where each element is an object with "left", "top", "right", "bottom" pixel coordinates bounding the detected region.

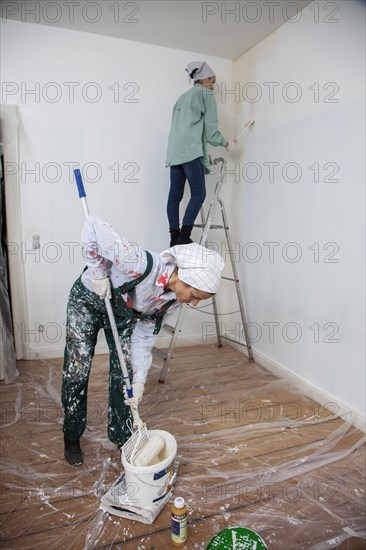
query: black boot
[
  {"left": 169, "top": 228, "right": 180, "bottom": 247},
  {"left": 176, "top": 225, "right": 193, "bottom": 245},
  {"left": 64, "top": 435, "right": 83, "bottom": 465}
]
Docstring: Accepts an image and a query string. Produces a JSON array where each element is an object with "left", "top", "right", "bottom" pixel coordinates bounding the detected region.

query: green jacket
[{"left": 166, "top": 84, "right": 228, "bottom": 171}]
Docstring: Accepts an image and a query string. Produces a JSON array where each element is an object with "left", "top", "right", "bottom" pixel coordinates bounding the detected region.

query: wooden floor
[{"left": 0, "top": 344, "right": 365, "bottom": 549}]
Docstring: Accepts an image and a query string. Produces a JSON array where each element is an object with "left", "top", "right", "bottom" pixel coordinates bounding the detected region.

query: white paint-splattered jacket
[{"left": 81, "top": 216, "right": 179, "bottom": 383}]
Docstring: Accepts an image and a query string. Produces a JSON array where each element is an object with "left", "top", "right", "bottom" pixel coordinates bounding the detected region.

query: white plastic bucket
[{"left": 121, "top": 429, "right": 177, "bottom": 509}]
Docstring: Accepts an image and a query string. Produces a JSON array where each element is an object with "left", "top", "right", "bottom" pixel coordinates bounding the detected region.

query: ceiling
[{"left": 6, "top": 0, "right": 313, "bottom": 59}]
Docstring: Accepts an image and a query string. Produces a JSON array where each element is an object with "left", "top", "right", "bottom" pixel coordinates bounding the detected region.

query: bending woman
[{"left": 61, "top": 215, "right": 225, "bottom": 465}]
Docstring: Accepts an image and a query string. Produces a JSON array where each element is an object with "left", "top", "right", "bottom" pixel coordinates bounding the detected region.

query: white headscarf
[
  {"left": 186, "top": 61, "right": 215, "bottom": 82},
  {"left": 160, "top": 243, "right": 225, "bottom": 294}
]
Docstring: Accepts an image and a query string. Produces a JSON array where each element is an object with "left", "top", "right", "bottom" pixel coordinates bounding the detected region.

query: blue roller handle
[{"left": 74, "top": 169, "right": 86, "bottom": 198}]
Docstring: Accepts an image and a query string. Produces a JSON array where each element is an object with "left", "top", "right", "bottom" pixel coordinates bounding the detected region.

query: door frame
[{"left": 1, "top": 104, "right": 28, "bottom": 359}]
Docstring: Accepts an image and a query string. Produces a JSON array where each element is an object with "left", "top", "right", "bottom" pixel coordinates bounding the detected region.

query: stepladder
[{"left": 153, "top": 156, "right": 254, "bottom": 383}]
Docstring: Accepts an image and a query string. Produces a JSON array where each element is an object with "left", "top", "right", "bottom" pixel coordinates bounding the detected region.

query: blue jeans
[{"left": 167, "top": 157, "right": 205, "bottom": 229}]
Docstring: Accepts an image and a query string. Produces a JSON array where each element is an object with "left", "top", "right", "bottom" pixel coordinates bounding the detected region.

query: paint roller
[{"left": 74, "top": 169, "right": 164, "bottom": 467}]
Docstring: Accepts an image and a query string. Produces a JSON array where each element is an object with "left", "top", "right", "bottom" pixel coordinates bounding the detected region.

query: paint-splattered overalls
[{"left": 61, "top": 252, "right": 174, "bottom": 448}]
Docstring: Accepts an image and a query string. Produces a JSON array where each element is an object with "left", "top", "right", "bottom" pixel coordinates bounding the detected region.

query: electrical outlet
[{"left": 32, "top": 234, "right": 40, "bottom": 250}]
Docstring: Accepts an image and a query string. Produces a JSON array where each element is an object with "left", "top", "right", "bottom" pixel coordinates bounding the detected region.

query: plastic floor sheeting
[{"left": 0, "top": 345, "right": 365, "bottom": 549}]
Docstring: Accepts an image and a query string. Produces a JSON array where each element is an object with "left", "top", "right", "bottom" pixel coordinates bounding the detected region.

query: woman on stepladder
[{"left": 166, "top": 61, "right": 236, "bottom": 247}]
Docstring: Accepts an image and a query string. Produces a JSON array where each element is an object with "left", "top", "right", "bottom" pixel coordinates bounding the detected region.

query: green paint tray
[{"left": 206, "top": 526, "right": 268, "bottom": 549}]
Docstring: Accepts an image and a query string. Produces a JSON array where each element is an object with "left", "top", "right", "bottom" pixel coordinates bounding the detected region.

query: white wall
[
  {"left": 228, "top": 0, "right": 365, "bottom": 416},
  {"left": 0, "top": 20, "right": 232, "bottom": 359}
]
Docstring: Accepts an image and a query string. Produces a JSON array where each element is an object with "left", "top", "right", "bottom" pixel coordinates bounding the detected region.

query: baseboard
[
  {"left": 26, "top": 341, "right": 110, "bottom": 361},
  {"left": 153, "top": 334, "right": 218, "bottom": 349},
  {"left": 224, "top": 338, "right": 366, "bottom": 433},
  {"left": 25, "top": 335, "right": 217, "bottom": 361}
]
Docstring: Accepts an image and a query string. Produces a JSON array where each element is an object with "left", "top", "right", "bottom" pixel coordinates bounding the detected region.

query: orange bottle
[{"left": 171, "top": 496, "right": 188, "bottom": 547}]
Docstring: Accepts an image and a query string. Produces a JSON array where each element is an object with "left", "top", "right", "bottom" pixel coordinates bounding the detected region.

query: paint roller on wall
[{"left": 73, "top": 169, "right": 164, "bottom": 468}]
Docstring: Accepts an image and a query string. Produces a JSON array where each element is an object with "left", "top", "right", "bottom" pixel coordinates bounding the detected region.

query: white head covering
[
  {"left": 160, "top": 243, "right": 225, "bottom": 294},
  {"left": 186, "top": 61, "right": 215, "bottom": 82}
]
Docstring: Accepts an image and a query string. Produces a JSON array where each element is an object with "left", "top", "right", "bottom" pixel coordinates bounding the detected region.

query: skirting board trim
[
  {"left": 25, "top": 334, "right": 217, "bottom": 361},
  {"left": 224, "top": 337, "right": 366, "bottom": 433}
]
